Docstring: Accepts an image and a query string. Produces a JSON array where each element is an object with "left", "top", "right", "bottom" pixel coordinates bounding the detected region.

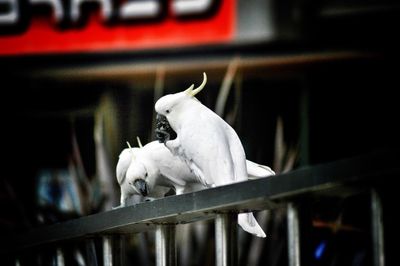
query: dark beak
[
  {"left": 134, "top": 179, "right": 149, "bottom": 197},
  {"left": 155, "top": 114, "right": 177, "bottom": 143}
]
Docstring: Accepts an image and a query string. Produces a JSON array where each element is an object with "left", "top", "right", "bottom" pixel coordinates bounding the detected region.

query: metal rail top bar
[{"left": 3, "top": 150, "right": 399, "bottom": 254}]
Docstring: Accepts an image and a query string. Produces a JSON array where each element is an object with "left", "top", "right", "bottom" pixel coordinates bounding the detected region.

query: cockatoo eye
[
  {"left": 166, "top": 109, "right": 170, "bottom": 114},
  {"left": 145, "top": 172, "right": 148, "bottom": 177}
]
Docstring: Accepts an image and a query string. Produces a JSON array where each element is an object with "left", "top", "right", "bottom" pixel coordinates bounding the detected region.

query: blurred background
[{"left": 1, "top": 0, "right": 399, "bottom": 265}]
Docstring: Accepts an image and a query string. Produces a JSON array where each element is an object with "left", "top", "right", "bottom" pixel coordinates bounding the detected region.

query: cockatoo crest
[
  {"left": 155, "top": 72, "right": 207, "bottom": 120},
  {"left": 184, "top": 72, "right": 207, "bottom": 96},
  {"left": 126, "top": 141, "right": 136, "bottom": 161},
  {"left": 136, "top": 136, "right": 143, "bottom": 148}
]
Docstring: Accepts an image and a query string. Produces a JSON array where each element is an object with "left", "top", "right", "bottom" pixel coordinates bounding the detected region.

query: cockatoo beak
[
  {"left": 134, "top": 179, "right": 149, "bottom": 196},
  {"left": 155, "top": 114, "right": 177, "bottom": 143}
]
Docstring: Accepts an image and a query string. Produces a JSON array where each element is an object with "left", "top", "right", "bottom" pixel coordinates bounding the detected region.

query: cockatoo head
[
  {"left": 154, "top": 72, "right": 207, "bottom": 142},
  {"left": 126, "top": 160, "right": 150, "bottom": 197},
  {"left": 122, "top": 139, "right": 157, "bottom": 197}
]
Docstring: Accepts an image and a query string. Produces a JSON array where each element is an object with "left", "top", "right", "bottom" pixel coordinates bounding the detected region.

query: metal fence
[{"left": 3, "top": 151, "right": 396, "bottom": 266}]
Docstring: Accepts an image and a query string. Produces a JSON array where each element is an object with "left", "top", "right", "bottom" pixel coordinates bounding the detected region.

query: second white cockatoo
[
  {"left": 115, "top": 140, "right": 275, "bottom": 210},
  {"left": 115, "top": 143, "right": 170, "bottom": 207},
  {"left": 154, "top": 72, "right": 271, "bottom": 238}
]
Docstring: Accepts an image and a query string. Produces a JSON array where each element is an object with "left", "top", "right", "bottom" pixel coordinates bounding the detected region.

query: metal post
[
  {"left": 113, "top": 235, "right": 125, "bottom": 266},
  {"left": 85, "top": 239, "right": 99, "bottom": 266},
  {"left": 287, "top": 203, "right": 300, "bottom": 266},
  {"left": 103, "top": 236, "right": 113, "bottom": 266},
  {"left": 155, "top": 225, "right": 176, "bottom": 266},
  {"left": 56, "top": 248, "right": 65, "bottom": 266},
  {"left": 215, "top": 213, "right": 238, "bottom": 266},
  {"left": 371, "top": 189, "right": 385, "bottom": 266}
]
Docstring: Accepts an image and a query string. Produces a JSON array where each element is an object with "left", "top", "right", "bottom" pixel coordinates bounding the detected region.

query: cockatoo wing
[
  {"left": 224, "top": 123, "right": 248, "bottom": 183},
  {"left": 116, "top": 148, "right": 133, "bottom": 185},
  {"left": 143, "top": 141, "right": 190, "bottom": 187}
]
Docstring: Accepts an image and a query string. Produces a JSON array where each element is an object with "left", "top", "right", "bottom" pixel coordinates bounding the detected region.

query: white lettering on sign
[
  {"left": 0, "top": 0, "right": 19, "bottom": 24},
  {"left": 119, "top": 0, "right": 161, "bottom": 20},
  {"left": 172, "top": 0, "right": 212, "bottom": 16},
  {"left": 0, "top": 0, "right": 218, "bottom": 27}
]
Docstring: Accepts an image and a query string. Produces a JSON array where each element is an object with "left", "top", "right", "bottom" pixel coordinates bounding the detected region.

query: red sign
[{"left": 0, "top": 0, "right": 235, "bottom": 55}]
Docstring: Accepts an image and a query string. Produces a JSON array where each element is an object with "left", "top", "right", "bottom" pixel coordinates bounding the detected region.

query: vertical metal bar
[
  {"left": 215, "top": 213, "right": 238, "bottom": 266},
  {"left": 155, "top": 225, "right": 176, "bottom": 266},
  {"left": 371, "top": 189, "right": 385, "bottom": 266},
  {"left": 56, "top": 248, "right": 65, "bottom": 266},
  {"left": 103, "top": 236, "right": 113, "bottom": 266},
  {"left": 113, "top": 235, "right": 125, "bottom": 266},
  {"left": 86, "top": 239, "right": 99, "bottom": 266},
  {"left": 287, "top": 203, "right": 300, "bottom": 266},
  {"left": 138, "top": 233, "right": 151, "bottom": 266}
]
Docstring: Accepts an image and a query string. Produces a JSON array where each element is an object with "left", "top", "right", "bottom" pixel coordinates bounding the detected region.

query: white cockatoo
[
  {"left": 154, "top": 73, "right": 271, "bottom": 238},
  {"left": 115, "top": 142, "right": 171, "bottom": 207},
  {"left": 116, "top": 140, "right": 274, "bottom": 208}
]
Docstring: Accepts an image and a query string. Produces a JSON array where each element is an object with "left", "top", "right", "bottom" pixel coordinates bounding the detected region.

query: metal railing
[{"left": 3, "top": 151, "right": 396, "bottom": 266}]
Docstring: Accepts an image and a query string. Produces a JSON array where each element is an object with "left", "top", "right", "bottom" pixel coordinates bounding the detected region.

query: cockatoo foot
[{"left": 144, "top": 197, "right": 157, "bottom": 202}]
